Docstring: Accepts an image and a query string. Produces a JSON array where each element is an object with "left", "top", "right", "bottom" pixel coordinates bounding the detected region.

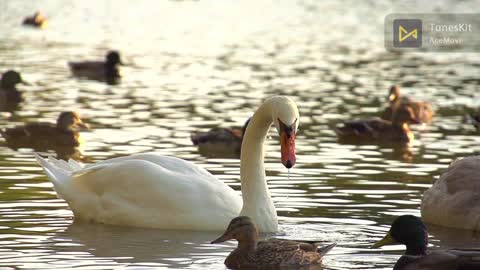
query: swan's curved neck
[{"left": 239, "top": 100, "right": 277, "bottom": 232}]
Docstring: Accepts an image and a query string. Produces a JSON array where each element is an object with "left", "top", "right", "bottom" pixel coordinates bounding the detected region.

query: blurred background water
[{"left": 0, "top": 0, "right": 480, "bottom": 269}]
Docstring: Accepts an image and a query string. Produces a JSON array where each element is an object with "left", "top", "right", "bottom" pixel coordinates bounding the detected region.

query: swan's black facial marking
[
  {"left": 278, "top": 118, "right": 297, "bottom": 138},
  {"left": 278, "top": 119, "right": 297, "bottom": 169}
]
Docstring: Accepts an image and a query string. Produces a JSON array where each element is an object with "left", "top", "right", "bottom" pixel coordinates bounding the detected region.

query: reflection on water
[{"left": 0, "top": 0, "right": 480, "bottom": 269}]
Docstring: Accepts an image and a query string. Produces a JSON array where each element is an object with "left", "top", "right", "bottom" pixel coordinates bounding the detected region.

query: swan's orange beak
[{"left": 279, "top": 119, "right": 296, "bottom": 169}]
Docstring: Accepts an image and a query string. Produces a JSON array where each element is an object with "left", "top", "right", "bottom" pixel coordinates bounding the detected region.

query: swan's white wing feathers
[
  {"left": 68, "top": 159, "right": 83, "bottom": 171},
  {"left": 87, "top": 153, "right": 215, "bottom": 179},
  {"left": 71, "top": 163, "right": 112, "bottom": 178},
  {"left": 56, "top": 154, "right": 242, "bottom": 230}
]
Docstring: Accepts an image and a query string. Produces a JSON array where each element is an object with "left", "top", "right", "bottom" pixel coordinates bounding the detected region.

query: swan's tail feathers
[
  {"left": 68, "top": 159, "right": 83, "bottom": 171},
  {"left": 72, "top": 163, "right": 110, "bottom": 178},
  {"left": 34, "top": 153, "right": 73, "bottom": 199}
]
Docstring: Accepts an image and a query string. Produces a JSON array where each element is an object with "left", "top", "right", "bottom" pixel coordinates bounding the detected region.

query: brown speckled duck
[
  {"left": 211, "top": 216, "right": 336, "bottom": 269},
  {"left": 191, "top": 118, "right": 250, "bottom": 158},
  {"left": 68, "top": 51, "right": 123, "bottom": 85},
  {"left": 373, "top": 215, "right": 480, "bottom": 270},
  {"left": 1, "top": 111, "right": 89, "bottom": 149},
  {"left": 22, "top": 12, "right": 48, "bottom": 28},
  {"left": 335, "top": 106, "right": 419, "bottom": 144},
  {"left": 382, "top": 85, "right": 434, "bottom": 124}
]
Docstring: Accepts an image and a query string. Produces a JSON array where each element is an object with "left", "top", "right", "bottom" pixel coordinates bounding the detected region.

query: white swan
[
  {"left": 35, "top": 96, "right": 299, "bottom": 232},
  {"left": 421, "top": 155, "right": 480, "bottom": 230}
]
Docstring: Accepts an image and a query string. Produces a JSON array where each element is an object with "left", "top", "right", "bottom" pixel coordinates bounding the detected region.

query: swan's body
[
  {"left": 35, "top": 96, "right": 299, "bottom": 232},
  {"left": 421, "top": 155, "right": 480, "bottom": 230},
  {"left": 36, "top": 153, "right": 242, "bottom": 230}
]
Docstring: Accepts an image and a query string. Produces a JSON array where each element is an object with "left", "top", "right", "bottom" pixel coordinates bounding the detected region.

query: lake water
[{"left": 1, "top": 0, "right": 480, "bottom": 269}]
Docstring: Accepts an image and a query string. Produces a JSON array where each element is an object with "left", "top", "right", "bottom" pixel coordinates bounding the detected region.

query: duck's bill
[
  {"left": 280, "top": 130, "right": 296, "bottom": 169},
  {"left": 372, "top": 232, "right": 395, "bottom": 248},
  {"left": 76, "top": 121, "right": 90, "bottom": 130},
  {"left": 210, "top": 232, "right": 231, "bottom": 244},
  {"left": 20, "top": 79, "right": 31, "bottom": 86}
]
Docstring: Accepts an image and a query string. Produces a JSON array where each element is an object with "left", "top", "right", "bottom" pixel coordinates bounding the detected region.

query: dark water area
[{"left": 0, "top": 0, "right": 479, "bottom": 269}]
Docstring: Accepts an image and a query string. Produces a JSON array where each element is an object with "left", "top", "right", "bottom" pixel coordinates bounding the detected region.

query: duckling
[
  {"left": 335, "top": 106, "right": 420, "bottom": 144},
  {"left": 0, "top": 70, "right": 25, "bottom": 112},
  {"left": 382, "top": 85, "right": 434, "bottom": 124},
  {"left": 191, "top": 118, "right": 250, "bottom": 158},
  {"left": 211, "top": 216, "right": 336, "bottom": 269},
  {"left": 373, "top": 215, "right": 480, "bottom": 270},
  {"left": 1, "top": 111, "right": 89, "bottom": 150},
  {"left": 22, "top": 12, "right": 48, "bottom": 28},
  {"left": 68, "top": 51, "right": 123, "bottom": 85}
]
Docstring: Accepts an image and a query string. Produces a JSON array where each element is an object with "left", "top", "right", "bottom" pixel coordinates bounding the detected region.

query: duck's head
[
  {"left": 392, "top": 106, "right": 420, "bottom": 126},
  {"left": 1, "top": 70, "right": 24, "bottom": 89},
  {"left": 106, "top": 51, "right": 123, "bottom": 66},
  {"left": 33, "top": 12, "right": 47, "bottom": 24},
  {"left": 57, "top": 111, "right": 89, "bottom": 131},
  {"left": 388, "top": 85, "right": 401, "bottom": 103},
  {"left": 211, "top": 216, "right": 258, "bottom": 244},
  {"left": 271, "top": 97, "right": 299, "bottom": 169},
  {"left": 373, "top": 215, "right": 428, "bottom": 256}
]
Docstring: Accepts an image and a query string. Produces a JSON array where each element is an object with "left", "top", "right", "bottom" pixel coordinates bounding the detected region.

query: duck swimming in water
[
  {"left": 0, "top": 70, "right": 26, "bottom": 112},
  {"left": 68, "top": 51, "right": 123, "bottom": 85},
  {"left": 22, "top": 12, "right": 48, "bottom": 28},
  {"left": 335, "top": 106, "right": 420, "bottom": 144},
  {"left": 381, "top": 85, "right": 434, "bottom": 124},
  {"left": 1, "top": 111, "right": 89, "bottom": 150},
  {"left": 191, "top": 118, "right": 250, "bottom": 158},
  {"left": 211, "top": 216, "right": 336, "bottom": 269},
  {"left": 373, "top": 215, "right": 480, "bottom": 270}
]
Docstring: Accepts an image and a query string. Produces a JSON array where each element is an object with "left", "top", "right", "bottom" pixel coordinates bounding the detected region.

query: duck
[
  {"left": 1, "top": 111, "right": 89, "bottom": 150},
  {"left": 34, "top": 96, "right": 299, "bottom": 232},
  {"left": 191, "top": 118, "right": 250, "bottom": 158},
  {"left": 22, "top": 12, "right": 48, "bottom": 28},
  {"left": 211, "top": 216, "right": 336, "bottom": 269},
  {"left": 373, "top": 215, "right": 480, "bottom": 270},
  {"left": 381, "top": 85, "right": 434, "bottom": 124},
  {"left": 421, "top": 155, "right": 480, "bottom": 230},
  {"left": 68, "top": 51, "right": 123, "bottom": 85},
  {"left": 335, "top": 106, "right": 420, "bottom": 144},
  {"left": 0, "top": 70, "right": 25, "bottom": 110}
]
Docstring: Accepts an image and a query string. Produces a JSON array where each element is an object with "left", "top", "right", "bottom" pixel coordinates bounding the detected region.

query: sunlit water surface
[{"left": 1, "top": 0, "right": 480, "bottom": 269}]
